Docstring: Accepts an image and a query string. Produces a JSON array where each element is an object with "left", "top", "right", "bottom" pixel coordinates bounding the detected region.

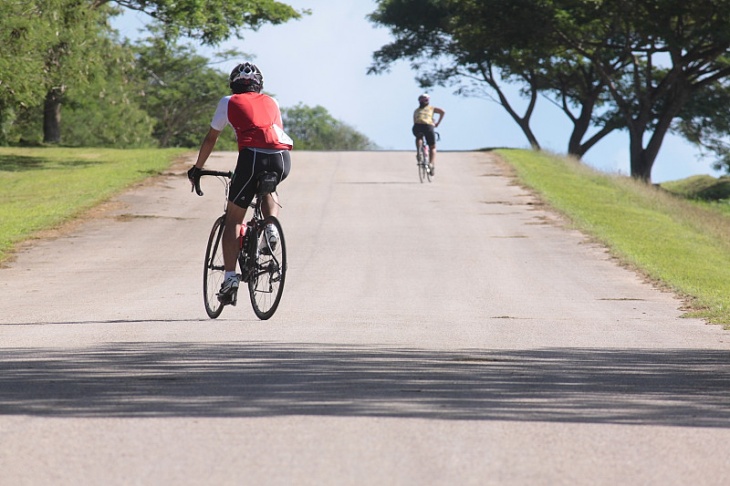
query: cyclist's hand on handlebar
[{"left": 187, "top": 166, "right": 204, "bottom": 196}]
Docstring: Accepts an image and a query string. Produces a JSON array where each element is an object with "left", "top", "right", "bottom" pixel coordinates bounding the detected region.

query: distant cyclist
[
  {"left": 187, "top": 62, "right": 293, "bottom": 302},
  {"left": 412, "top": 93, "right": 444, "bottom": 175}
]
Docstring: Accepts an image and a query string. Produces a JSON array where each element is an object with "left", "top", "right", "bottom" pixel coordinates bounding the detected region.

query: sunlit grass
[
  {"left": 497, "top": 148, "right": 730, "bottom": 327},
  {"left": 0, "top": 147, "right": 190, "bottom": 262}
]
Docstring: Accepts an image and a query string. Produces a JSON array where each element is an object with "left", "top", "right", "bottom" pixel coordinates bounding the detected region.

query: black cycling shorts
[
  {"left": 229, "top": 148, "right": 291, "bottom": 209},
  {"left": 412, "top": 123, "right": 436, "bottom": 147}
]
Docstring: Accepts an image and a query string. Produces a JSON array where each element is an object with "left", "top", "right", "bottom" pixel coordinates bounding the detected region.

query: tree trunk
[
  {"left": 566, "top": 103, "right": 618, "bottom": 159},
  {"left": 517, "top": 119, "right": 541, "bottom": 150},
  {"left": 43, "top": 88, "right": 63, "bottom": 144},
  {"left": 627, "top": 97, "right": 684, "bottom": 183},
  {"left": 629, "top": 149, "right": 654, "bottom": 183}
]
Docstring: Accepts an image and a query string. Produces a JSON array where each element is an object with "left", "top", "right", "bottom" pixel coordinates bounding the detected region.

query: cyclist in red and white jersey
[{"left": 187, "top": 62, "right": 293, "bottom": 301}]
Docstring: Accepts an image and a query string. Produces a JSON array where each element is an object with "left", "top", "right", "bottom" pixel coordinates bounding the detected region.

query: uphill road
[{"left": 1, "top": 151, "right": 729, "bottom": 485}]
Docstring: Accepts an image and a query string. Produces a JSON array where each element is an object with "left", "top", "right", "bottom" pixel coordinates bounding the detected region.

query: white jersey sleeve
[{"left": 210, "top": 96, "right": 232, "bottom": 131}]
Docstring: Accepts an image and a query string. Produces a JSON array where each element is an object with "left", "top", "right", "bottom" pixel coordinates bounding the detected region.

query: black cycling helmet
[{"left": 229, "top": 62, "right": 264, "bottom": 93}]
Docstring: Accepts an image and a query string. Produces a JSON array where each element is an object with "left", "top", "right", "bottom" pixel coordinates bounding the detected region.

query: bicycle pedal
[{"left": 217, "top": 290, "right": 238, "bottom": 306}]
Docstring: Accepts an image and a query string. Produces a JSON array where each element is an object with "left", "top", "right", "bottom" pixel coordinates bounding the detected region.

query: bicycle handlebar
[{"left": 192, "top": 169, "right": 233, "bottom": 196}]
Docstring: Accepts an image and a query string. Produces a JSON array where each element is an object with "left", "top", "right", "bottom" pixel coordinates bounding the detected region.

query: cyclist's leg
[
  {"left": 224, "top": 148, "right": 257, "bottom": 273},
  {"left": 222, "top": 203, "right": 247, "bottom": 273},
  {"left": 217, "top": 201, "right": 246, "bottom": 303},
  {"left": 425, "top": 127, "right": 437, "bottom": 169},
  {"left": 413, "top": 125, "right": 424, "bottom": 161},
  {"left": 261, "top": 151, "right": 290, "bottom": 219}
]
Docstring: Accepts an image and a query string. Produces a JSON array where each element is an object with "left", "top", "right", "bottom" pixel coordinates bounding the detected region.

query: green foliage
[
  {"left": 133, "top": 29, "right": 234, "bottom": 148},
  {"left": 62, "top": 96, "right": 156, "bottom": 148},
  {"left": 661, "top": 175, "right": 730, "bottom": 201},
  {"left": 549, "top": 0, "right": 730, "bottom": 182},
  {"left": 0, "top": 0, "right": 303, "bottom": 146},
  {"left": 499, "top": 148, "right": 730, "bottom": 326},
  {"left": 0, "top": 1, "right": 142, "bottom": 145},
  {"left": 112, "top": 0, "right": 305, "bottom": 45},
  {"left": 674, "top": 81, "right": 730, "bottom": 173},
  {"left": 282, "top": 103, "right": 378, "bottom": 150},
  {"left": 61, "top": 35, "right": 157, "bottom": 148},
  {"left": 369, "top": 0, "right": 618, "bottom": 155},
  {"left": 0, "top": 1, "right": 69, "bottom": 141},
  {"left": 3, "top": 29, "right": 157, "bottom": 148},
  {"left": 370, "top": 0, "right": 730, "bottom": 182},
  {"left": 0, "top": 146, "right": 188, "bottom": 261},
  {"left": 39, "top": 1, "right": 119, "bottom": 143}
]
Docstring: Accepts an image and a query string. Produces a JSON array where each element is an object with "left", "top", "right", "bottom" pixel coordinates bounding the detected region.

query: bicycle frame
[{"left": 198, "top": 169, "right": 287, "bottom": 320}]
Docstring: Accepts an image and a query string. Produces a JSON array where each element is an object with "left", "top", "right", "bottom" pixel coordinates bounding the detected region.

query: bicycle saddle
[{"left": 257, "top": 172, "right": 279, "bottom": 195}]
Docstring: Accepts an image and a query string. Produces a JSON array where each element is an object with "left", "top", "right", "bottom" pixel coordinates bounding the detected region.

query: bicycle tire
[
  {"left": 422, "top": 145, "right": 432, "bottom": 183},
  {"left": 418, "top": 159, "right": 426, "bottom": 183},
  {"left": 203, "top": 215, "right": 226, "bottom": 318},
  {"left": 424, "top": 145, "right": 433, "bottom": 183},
  {"left": 248, "top": 216, "right": 287, "bottom": 320}
]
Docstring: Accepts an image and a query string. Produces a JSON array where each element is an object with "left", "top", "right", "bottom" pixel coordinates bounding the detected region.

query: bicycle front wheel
[
  {"left": 423, "top": 147, "right": 432, "bottom": 182},
  {"left": 248, "top": 216, "right": 287, "bottom": 320},
  {"left": 203, "top": 216, "right": 226, "bottom": 318}
]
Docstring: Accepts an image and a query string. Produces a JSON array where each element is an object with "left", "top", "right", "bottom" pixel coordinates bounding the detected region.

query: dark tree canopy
[
  {"left": 105, "top": 0, "right": 304, "bottom": 44},
  {"left": 283, "top": 104, "right": 378, "bottom": 151},
  {"left": 369, "top": 0, "right": 730, "bottom": 182},
  {"left": 0, "top": 0, "right": 304, "bottom": 145}
]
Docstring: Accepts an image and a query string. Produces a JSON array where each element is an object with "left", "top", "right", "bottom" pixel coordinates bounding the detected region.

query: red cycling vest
[{"left": 213, "top": 93, "right": 293, "bottom": 151}]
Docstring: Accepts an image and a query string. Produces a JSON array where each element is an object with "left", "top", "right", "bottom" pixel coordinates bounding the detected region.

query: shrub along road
[{"left": 1, "top": 151, "right": 729, "bottom": 485}]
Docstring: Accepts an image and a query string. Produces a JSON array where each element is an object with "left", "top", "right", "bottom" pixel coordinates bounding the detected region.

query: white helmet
[{"left": 229, "top": 62, "right": 264, "bottom": 93}]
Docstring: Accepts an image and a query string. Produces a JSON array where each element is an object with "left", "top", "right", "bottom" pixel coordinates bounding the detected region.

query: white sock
[{"left": 225, "top": 271, "right": 236, "bottom": 280}]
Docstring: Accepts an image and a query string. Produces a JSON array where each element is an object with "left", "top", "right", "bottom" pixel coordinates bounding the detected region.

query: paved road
[{"left": 1, "top": 151, "right": 729, "bottom": 485}]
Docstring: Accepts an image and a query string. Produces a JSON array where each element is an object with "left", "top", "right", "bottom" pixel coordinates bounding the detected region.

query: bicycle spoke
[
  {"left": 248, "top": 216, "right": 287, "bottom": 320},
  {"left": 203, "top": 216, "right": 226, "bottom": 318}
]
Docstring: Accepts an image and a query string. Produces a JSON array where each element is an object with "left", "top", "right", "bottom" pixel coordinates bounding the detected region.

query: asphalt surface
[{"left": 1, "top": 151, "right": 729, "bottom": 485}]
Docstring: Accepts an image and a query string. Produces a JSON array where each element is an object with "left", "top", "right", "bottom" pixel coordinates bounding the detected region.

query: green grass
[
  {"left": 661, "top": 174, "right": 730, "bottom": 217},
  {"left": 497, "top": 149, "right": 730, "bottom": 327},
  {"left": 0, "top": 147, "right": 190, "bottom": 262},
  {"left": 3, "top": 146, "right": 730, "bottom": 327}
]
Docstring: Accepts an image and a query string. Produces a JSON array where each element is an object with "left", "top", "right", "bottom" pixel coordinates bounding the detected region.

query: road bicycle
[
  {"left": 194, "top": 170, "right": 287, "bottom": 320},
  {"left": 416, "top": 131, "right": 439, "bottom": 183}
]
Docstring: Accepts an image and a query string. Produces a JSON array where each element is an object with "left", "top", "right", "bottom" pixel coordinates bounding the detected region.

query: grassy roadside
[
  {"left": 0, "top": 147, "right": 190, "bottom": 262},
  {"left": 496, "top": 149, "right": 730, "bottom": 328}
]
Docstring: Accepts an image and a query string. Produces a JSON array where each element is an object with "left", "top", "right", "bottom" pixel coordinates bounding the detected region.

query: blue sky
[{"left": 112, "top": 0, "right": 724, "bottom": 183}]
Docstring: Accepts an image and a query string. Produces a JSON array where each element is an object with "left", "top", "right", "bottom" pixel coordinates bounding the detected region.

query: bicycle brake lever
[{"left": 193, "top": 179, "right": 204, "bottom": 197}]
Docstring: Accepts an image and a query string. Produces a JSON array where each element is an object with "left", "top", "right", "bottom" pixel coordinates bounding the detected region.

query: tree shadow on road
[{"left": 1, "top": 343, "right": 728, "bottom": 427}]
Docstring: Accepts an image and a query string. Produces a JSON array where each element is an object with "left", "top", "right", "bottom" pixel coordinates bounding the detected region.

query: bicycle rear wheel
[
  {"left": 418, "top": 159, "right": 426, "bottom": 183},
  {"left": 248, "top": 216, "right": 287, "bottom": 320},
  {"left": 203, "top": 216, "right": 226, "bottom": 318},
  {"left": 423, "top": 146, "right": 432, "bottom": 182}
]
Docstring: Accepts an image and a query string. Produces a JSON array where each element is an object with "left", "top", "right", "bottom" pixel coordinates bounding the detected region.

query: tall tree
[
  {"left": 673, "top": 80, "right": 730, "bottom": 172},
  {"left": 133, "top": 29, "right": 235, "bottom": 148},
  {"left": 0, "top": 0, "right": 64, "bottom": 143},
  {"left": 370, "top": 0, "right": 730, "bottom": 183},
  {"left": 39, "top": 0, "right": 304, "bottom": 144},
  {"left": 62, "top": 35, "right": 156, "bottom": 148},
  {"left": 552, "top": 0, "right": 730, "bottom": 182},
  {"left": 104, "top": 0, "right": 304, "bottom": 44},
  {"left": 41, "top": 1, "right": 113, "bottom": 143},
  {"left": 368, "top": 0, "right": 622, "bottom": 156},
  {"left": 282, "top": 104, "right": 378, "bottom": 150}
]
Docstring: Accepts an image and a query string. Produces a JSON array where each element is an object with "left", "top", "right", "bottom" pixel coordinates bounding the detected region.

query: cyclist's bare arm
[
  {"left": 433, "top": 107, "right": 445, "bottom": 127},
  {"left": 194, "top": 127, "right": 222, "bottom": 170}
]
